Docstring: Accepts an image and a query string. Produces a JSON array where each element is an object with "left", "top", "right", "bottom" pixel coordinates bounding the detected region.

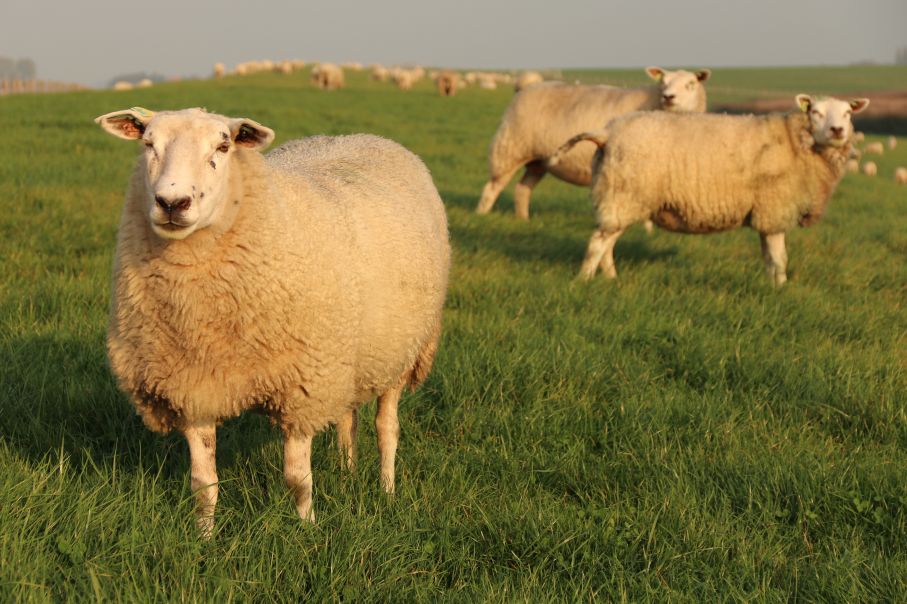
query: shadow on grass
[{"left": 0, "top": 335, "right": 278, "bottom": 475}]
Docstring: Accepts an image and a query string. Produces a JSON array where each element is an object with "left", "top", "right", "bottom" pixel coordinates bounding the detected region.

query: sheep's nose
[
  {"left": 662, "top": 94, "right": 675, "bottom": 102},
  {"left": 830, "top": 126, "right": 844, "bottom": 136},
  {"left": 155, "top": 195, "right": 192, "bottom": 212}
]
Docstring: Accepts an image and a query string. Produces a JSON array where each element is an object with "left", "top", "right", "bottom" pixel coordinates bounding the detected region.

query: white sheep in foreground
[
  {"left": 553, "top": 95, "right": 868, "bottom": 286},
  {"left": 862, "top": 161, "right": 878, "bottom": 176},
  {"left": 895, "top": 167, "right": 907, "bottom": 184},
  {"left": 311, "top": 63, "right": 345, "bottom": 90},
  {"left": 863, "top": 142, "right": 884, "bottom": 155},
  {"left": 476, "top": 67, "right": 711, "bottom": 220},
  {"left": 95, "top": 107, "right": 450, "bottom": 535}
]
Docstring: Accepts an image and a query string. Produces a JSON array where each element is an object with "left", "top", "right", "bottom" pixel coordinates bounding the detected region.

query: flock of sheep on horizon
[
  {"left": 209, "top": 58, "right": 548, "bottom": 94},
  {"left": 93, "top": 62, "right": 902, "bottom": 536}
]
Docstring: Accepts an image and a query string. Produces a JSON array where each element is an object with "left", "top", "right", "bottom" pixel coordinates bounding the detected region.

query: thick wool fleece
[
  {"left": 489, "top": 82, "right": 704, "bottom": 186},
  {"left": 591, "top": 111, "right": 850, "bottom": 234},
  {"left": 108, "top": 134, "right": 450, "bottom": 436}
]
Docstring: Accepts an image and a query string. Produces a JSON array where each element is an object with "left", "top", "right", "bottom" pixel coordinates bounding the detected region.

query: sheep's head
[
  {"left": 796, "top": 95, "right": 869, "bottom": 148},
  {"left": 646, "top": 67, "right": 710, "bottom": 112},
  {"left": 95, "top": 107, "right": 274, "bottom": 240}
]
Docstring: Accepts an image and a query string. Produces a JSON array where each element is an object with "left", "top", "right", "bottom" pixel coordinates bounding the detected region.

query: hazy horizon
[{"left": 2, "top": 0, "right": 905, "bottom": 87}]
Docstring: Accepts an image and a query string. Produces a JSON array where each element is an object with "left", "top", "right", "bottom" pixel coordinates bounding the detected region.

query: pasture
[{"left": 1, "top": 65, "right": 906, "bottom": 601}]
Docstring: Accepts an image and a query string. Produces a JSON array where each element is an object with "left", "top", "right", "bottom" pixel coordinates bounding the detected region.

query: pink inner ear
[{"left": 113, "top": 117, "right": 143, "bottom": 138}]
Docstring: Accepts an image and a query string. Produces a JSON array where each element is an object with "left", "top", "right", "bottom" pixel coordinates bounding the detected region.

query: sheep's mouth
[{"left": 154, "top": 220, "right": 193, "bottom": 232}]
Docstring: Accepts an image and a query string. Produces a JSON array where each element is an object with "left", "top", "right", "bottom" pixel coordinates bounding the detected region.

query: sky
[{"left": 1, "top": 0, "right": 905, "bottom": 87}]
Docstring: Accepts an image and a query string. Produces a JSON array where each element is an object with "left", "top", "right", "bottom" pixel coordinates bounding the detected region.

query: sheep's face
[
  {"left": 96, "top": 108, "right": 274, "bottom": 240},
  {"left": 796, "top": 95, "right": 870, "bottom": 148},
  {"left": 646, "top": 67, "right": 710, "bottom": 112}
]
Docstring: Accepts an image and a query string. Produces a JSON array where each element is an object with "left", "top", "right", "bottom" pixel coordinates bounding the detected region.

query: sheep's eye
[
  {"left": 217, "top": 143, "right": 230, "bottom": 153},
  {"left": 143, "top": 141, "right": 154, "bottom": 148}
]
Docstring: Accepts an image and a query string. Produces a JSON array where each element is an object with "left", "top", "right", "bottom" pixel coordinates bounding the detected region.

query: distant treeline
[{"left": 0, "top": 57, "right": 36, "bottom": 80}]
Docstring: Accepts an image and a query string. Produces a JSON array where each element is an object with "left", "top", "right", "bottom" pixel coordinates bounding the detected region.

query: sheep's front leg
[
  {"left": 284, "top": 431, "right": 315, "bottom": 522},
  {"left": 336, "top": 408, "right": 358, "bottom": 471},
  {"left": 760, "top": 232, "right": 788, "bottom": 287},
  {"left": 376, "top": 386, "right": 403, "bottom": 494},
  {"left": 184, "top": 422, "right": 218, "bottom": 539},
  {"left": 579, "top": 228, "right": 625, "bottom": 280}
]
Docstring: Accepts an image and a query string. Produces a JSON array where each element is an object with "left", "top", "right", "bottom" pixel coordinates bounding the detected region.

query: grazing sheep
[
  {"left": 477, "top": 75, "right": 498, "bottom": 90},
  {"left": 854, "top": 131, "right": 865, "bottom": 143},
  {"left": 94, "top": 107, "right": 450, "bottom": 535},
  {"left": 895, "top": 167, "right": 907, "bottom": 184},
  {"left": 435, "top": 70, "right": 458, "bottom": 97},
  {"left": 514, "top": 71, "right": 543, "bottom": 93},
  {"left": 476, "top": 66, "right": 711, "bottom": 220},
  {"left": 213, "top": 63, "right": 226, "bottom": 78},
  {"left": 846, "top": 158, "right": 860, "bottom": 173},
  {"left": 888, "top": 135, "right": 898, "bottom": 150},
  {"left": 112, "top": 81, "right": 134, "bottom": 91},
  {"left": 370, "top": 64, "right": 389, "bottom": 82},
  {"left": 862, "top": 161, "right": 878, "bottom": 176},
  {"left": 559, "top": 95, "right": 868, "bottom": 286},
  {"left": 137, "top": 78, "right": 153, "bottom": 89},
  {"left": 863, "top": 142, "right": 884, "bottom": 155},
  {"left": 311, "top": 63, "right": 345, "bottom": 90},
  {"left": 392, "top": 68, "right": 417, "bottom": 91}
]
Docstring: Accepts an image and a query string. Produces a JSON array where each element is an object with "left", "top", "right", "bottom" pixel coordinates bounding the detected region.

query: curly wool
[
  {"left": 591, "top": 111, "right": 850, "bottom": 235},
  {"left": 108, "top": 134, "right": 450, "bottom": 437}
]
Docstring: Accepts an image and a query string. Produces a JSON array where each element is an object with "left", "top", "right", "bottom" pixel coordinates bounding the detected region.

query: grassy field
[{"left": 1, "top": 66, "right": 906, "bottom": 601}]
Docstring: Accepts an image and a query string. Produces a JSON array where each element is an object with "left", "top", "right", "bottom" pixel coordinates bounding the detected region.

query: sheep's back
[{"left": 267, "top": 135, "right": 450, "bottom": 397}]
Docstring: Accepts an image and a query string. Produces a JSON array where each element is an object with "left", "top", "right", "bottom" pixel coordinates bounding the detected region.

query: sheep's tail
[
  {"left": 548, "top": 129, "right": 610, "bottom": 167},
  {"left": 408, "top": 317, "right": 442, "bottom": 391}
]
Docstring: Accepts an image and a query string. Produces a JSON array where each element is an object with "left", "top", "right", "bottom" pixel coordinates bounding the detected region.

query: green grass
[{"left": 1, "top": 67, "right": 907, "bottom": 601}]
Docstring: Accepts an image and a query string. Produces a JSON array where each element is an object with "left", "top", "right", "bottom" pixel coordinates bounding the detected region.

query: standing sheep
[
  {"left": 863, "top": 142, "right": 884, "bottom": 155},
  {"left": 895, "top": 167, "right": 907, "bottom": 185},
  {"left": 514, "top": 71, "right": 543, "bottom": 93},
  {"left": 475, "top": 67, "right": 711, "bottom": 220},
  {"left": 435, "top": 70, "right": 458, "bottom": 96},
  {"left": 94, "top": 107, "right": 450, "bottom": 534},
  {"left": 555, "top": 95, "right": 868, "bottom": 286},
  {"left": 862, "top": 161, "right": 878, "bottom": 176},
  {"left": 311, "top": 63, "right": 345, "bottom": 90},
  {"left": 212, "top": 63, "right": 226, "bottom": 78}
]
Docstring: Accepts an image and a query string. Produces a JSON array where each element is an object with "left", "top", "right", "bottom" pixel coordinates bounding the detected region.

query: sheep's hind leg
[
  {"left": 579, "top": 228, "right": 625, "bottom": 280},
  {"left": 284, "top": 431, "right": 315, "bottom": 522},
  {"left": 376, "top": 385, "right": 403, "bottom": 494},
  {"left": 336, "top": 408, "right": 358, "bottom": 471},
  {"left": 513, "top": 160, "right": 546, "bottom": 220},
  {"left": 760, "top": 232, "right": 788, "bottom": 287},
  {"left": 184, "top": 422, "right": 218, "bottom": 539}
]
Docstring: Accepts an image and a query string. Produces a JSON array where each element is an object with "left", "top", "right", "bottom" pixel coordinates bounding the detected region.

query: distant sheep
[
  {"left": 112, "top": 81, "right": 133, "bottom": 91},
  {"left": 558, "top": 95, "right": 868, "bottom": 286},
  {"left": 95, "top": 107, "right": 450, "bottom": 535},
  {"left": 392, "top": 68, "right": 418, "bottom": 90},
  {"left": 862, "top": 161, "right": 877, "bottom": 176},
  {"left": 213, "top": 63, "right": 226, "bottom": 78},
  {"left": 137, "top": 79, "right": 153, "bottom": 89},
  {"left": 888, "top": 136, "right": 897, "bottom": 150},
  {"left": 476, "top": 67, "right": 711, "bottom": 220},
  {"left": 435, "top": 71, "right": 458, "bottom": 97},
  {"left": 863, "top": 142, "right": 884, "bottom": 155},
  {"left": 371, "top": 64, "right": 389, "bottom": 82},
  {"left": 846, "top": 158, "right": 860, "bottom": 173},
  {"left": 514, "top": 71, "right": 543, "bottom": 93},
  {"left": 895, "top": 167, "right": 907, "bottom": 184},
  {"left": 311, "top": 63, "right": 345, "bottom": 90}
]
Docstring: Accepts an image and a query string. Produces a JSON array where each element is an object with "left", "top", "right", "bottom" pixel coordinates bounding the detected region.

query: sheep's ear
[
  {"left": 795, "top": 94, "right": 812, "bottom": 113},
  {"left": 645, "top": 66, "right": 665, "bottom": 82},
  {"left": 696, "top": 69, "right": 711, "bottom": 82},
  {"left": 849, "top": 98, "right": 870, "bottom": 114},
  {"left": 229, "top": 118, "right": 275, "bottom": 150},
  {"left": 95, "top": 107, "right": 155, "bottom": 140}
]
